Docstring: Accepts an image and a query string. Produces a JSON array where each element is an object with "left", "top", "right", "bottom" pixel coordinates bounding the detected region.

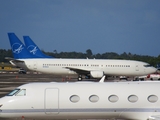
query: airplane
[
  {"left": 0, "top": 78, "right": 160, "bottom": 119},
  {"left": 23, "top": 36, "right": 52, "bottom": 58},
  {"left": 7, "top": 33, "right": 157, "bottom": 80}
]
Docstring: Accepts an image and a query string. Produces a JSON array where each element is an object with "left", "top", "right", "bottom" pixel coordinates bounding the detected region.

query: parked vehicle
[
  {"left": 147, "top": 73, "right": 160, "bottom": 80},
  {"left": 119, "top": 76, "right": 128, "bottom": 80},
  {"left": 138, "top": 75, "right": 147, "bottom": 81},
  {"left": 18, "top": 68, "right": 26, "bottom": 74}
]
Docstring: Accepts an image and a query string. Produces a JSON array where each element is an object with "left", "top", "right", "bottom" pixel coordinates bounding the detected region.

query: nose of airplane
[
  {"left": 144, "top": 66, "right": 157, "bottom": 75},
  {"left": 150, "top": 67, "right": 157, "bottom": 74}
]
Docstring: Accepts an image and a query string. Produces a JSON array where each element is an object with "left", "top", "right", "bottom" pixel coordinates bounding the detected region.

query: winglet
[{"left": 99, "top": 76, "right": 105, "bottom": 83}]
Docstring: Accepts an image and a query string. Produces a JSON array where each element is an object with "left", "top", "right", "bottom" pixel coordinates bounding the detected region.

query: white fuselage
[
  {"left": 0, "top": 81, "right": 160, "bottom": 120},
  {"left": 15, "top": 59, "right": 156, "bottom": 77}
]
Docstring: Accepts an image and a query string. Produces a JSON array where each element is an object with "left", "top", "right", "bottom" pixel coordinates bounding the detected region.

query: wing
[
  {"left": 65, "top": 67, "right": 90, "bottom": 75},
  {"left": 149, "top": 115, "right": 160, "bottom": 120},
  {"left": 65, "top": 67, "right": 104, "bottom": 78}
]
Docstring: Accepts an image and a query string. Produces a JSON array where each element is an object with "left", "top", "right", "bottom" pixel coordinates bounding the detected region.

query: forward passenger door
[{"left": 44, "top": 88, "right": 59, "bottom": 114}]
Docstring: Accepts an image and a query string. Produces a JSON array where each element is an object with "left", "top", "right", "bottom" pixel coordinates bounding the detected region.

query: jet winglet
[{"left": 99, "top": 76, "right": 105, "bottom": 83}]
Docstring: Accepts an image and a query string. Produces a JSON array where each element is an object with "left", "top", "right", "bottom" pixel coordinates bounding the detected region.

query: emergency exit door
[{"left": 45, "top": 88, "right": 59, "bottom": 114}]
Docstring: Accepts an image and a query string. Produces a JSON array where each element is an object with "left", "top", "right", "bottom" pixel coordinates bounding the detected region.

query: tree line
[{"left": 0, "top": 49, "right": 160, "bottom": 67}]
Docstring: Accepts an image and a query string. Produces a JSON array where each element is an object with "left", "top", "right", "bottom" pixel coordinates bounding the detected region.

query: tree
[{"left": 86, "top": 49, "right": 92, "bottom": 58}]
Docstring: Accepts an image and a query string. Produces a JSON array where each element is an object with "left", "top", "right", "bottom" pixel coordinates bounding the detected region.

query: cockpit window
[
  {"left": 6, "top": 89, "right": 26, "bottom": 96},
  {"left": 6, "top": 89, "right": 20, "bottom": 96},
  {"left": 16, "top": 89, "right": 26, "bottom": 96},
  {"left": 144, "top": 64, "right": 152, "bottom": 67}
]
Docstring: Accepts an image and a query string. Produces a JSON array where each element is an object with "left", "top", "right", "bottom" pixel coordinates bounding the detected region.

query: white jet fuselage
[
  {"left": 15, "top": 59, "right": 156, "bottom": 76},
  {"left": 0, "top": 81, "right": 160, "bottom": 120}
]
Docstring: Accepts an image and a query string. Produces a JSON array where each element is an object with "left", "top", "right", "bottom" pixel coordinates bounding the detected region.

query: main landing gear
[
  {"left": 78, "top": 75, "right": 91, "bottom": 81},
  {"left": 78, "top": 75, "right": 82, "bottom": 81}
]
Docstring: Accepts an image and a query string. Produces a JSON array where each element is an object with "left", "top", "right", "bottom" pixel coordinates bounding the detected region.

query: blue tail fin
[
  {"left": 8, "top": 33, "right": 41, "bottom": 59},
  {"left": 23, "top": 36, "right": 53, "bottom": 58}
]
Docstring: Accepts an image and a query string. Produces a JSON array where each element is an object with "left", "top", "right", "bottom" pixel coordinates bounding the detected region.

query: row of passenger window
[
  {"left": 43, "top": 64, "right": 89, "bottom": 67},
  {"left": 43, "top": 64, "right": 131, "bottom": 68},
  {"left": 70, "top": 94, "right": 158, "bottom": 103},
  {"left": 106, "top": 65, "right": 130, "bottom": 67}
]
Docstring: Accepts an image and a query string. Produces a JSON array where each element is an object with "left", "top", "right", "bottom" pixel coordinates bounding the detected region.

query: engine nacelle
[{"left": 90, "top": 71, "right": 104, "bottom": 78}]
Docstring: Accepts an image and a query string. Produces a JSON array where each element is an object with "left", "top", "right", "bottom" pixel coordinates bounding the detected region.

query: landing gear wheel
[{"left": 78, "top": 75, "right": 82, "bottom": 81}]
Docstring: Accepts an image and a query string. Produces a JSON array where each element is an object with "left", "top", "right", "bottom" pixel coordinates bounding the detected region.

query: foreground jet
[{"left": 0, "top": 77, "right": 160, "bottom": 120}]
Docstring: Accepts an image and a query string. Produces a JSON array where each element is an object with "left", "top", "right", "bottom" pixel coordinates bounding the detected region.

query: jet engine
[{"left": 90, "top": 71, "right": 104, "bottom": 78}]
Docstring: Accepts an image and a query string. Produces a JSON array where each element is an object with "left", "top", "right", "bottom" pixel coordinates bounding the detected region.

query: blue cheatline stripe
[{"left": 1, "top": 108, "right": 160, "bottom": 113}]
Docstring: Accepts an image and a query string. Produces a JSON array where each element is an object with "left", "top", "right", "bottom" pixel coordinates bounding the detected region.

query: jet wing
[
  {"left": 65, "top": 67, "right": 90, "bottom": 75},
  {"left": 149, "top": 115, "right": 160, "bottom": 120}
]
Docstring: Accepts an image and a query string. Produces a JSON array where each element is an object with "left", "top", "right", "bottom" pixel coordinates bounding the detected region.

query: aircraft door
[
  {"left": 135, "top": 64, "right": 139, "bottom": 71},
  {"left": 33, "top": 61, "right": 37, "bottom": 70},
  {"left": 45, "top": 88, "right": 59, "bottom": 114}
]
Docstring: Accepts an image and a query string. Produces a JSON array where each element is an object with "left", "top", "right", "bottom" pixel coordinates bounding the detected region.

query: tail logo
[
  {"left": 27, "top": 45, "right": 38, "bottom": 55},
  {"left": 12, "top": 43, "right": 24, "bottom": 54}
]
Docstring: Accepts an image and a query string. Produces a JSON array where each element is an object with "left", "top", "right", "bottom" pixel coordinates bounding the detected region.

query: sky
[{"left": 0, "top": 0, "right": 160, "bottom": 57}]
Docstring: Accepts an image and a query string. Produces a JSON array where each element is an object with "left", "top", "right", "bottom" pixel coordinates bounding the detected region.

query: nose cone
[
  {"left": 152, "top": 67, "right": 157, "bottom": 73},
  {"left": 146, "top": 67, "right": 157, "bottom": 74},
  {"left": 0, "top": 104, "right": 3, "bottom": 117}
]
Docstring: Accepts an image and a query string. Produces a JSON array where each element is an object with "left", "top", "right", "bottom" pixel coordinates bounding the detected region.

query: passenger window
[
  {"left": 148, "top": 95, "right": 158, "bottom": 103},
  {"left": 89, "top": 95, "right": 99, "bottom": 103},
  {"left": 108, "top": 95, "right": 119, "bottom": 103},
  {"left": 128, "top": 95, "right": 138, "bottom": 103},
  {"left": 16, "top": 89, "right": 26, "bottom": 96},
  {"left": 70, "top": 95, "right": 80, "bottom": 103}
]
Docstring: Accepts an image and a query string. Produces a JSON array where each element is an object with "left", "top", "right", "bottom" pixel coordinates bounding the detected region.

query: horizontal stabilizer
[{"left": 5, "top": 57, "right": 14, "bottom": 60}]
